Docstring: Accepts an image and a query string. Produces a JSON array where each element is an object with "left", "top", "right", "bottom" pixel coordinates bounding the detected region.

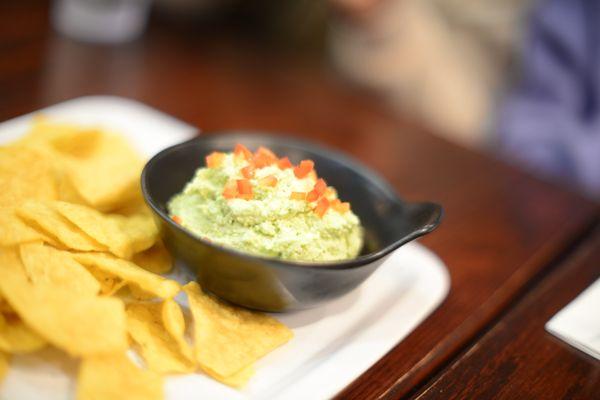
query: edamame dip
[{"left": 167, "top": 144, "right": 363, "bottom": 262}]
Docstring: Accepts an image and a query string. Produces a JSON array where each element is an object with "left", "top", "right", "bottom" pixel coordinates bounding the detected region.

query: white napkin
[{"left": 546, "top": 277, "right": 600, "bottom": 360}]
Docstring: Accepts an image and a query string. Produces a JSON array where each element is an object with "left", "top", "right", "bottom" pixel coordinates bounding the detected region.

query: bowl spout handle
[
  {"left": 391, "top": 201, "right": 443, "bottom": 248},
  {"left": 410, "top": 202, "right": 442, "bottom": 234}
]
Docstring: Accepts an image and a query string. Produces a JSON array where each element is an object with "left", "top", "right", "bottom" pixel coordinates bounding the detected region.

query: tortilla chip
[
  {"left": 0, "top": 208, "right": 57, "bottom": 247},
  {"left": 54, "top": 167, "right": 88, "bottom": 205},
  {"left": 53, "top": 202, "right": 158, "bottom": 259},
  {"left": 16, "top": 120, "right": 142, "bottom": 207},
  {"left": 126, "top": 303, "right": 195, "bottom": 374},
  {"left": 183, "top": 282, "right": 293, "bottom": 378},
  {"left": 217, "top": 365, "right": 255, "bottom": 388},
  {"left": 74, "top": 253, "right": 180, "bottom": 299},
  {"left": 84, "top": 266, "right": 125, "bottom": 296},
  {"left": 14, "top": 120, "right": 144, "bottom": 212},
  {"left": 0, "top": 146, "right": 58, "bottom": 207},
  {"left": 105, "top": 281, "right": 128, "bottom": 297},
  {"left": 46, "top": 127, "right": 103, "bottom": 159},
  {"left": 19, "top": 242, "right": 100, "bottom": 296},
  {"left": 161, "top": 299, "right": 193, "bottom": 361},
  {"left": 0, "top": 248, "right": 127, "bottom": 356},
  {"left": 16, "top": 201, "right": 106, "bottom": 252},
  {"left": 0, "top": 293, "right": 12, "bottom": 314},
  {"left": 52, "top": 201, "right": 158, "bottom": 259},
  {"left": 53, "top": 201, "right": 124, "bottom": 250},
  {"left": 13, "top": 116, "right": 83, "bottom": 148},
  {"left": 127, "top": 285, "right": 159, "bottom": 301},
  {"left": 0, "top": 119, "right": 282, "bottom": 391},
  {"left": 111, "top": 189, "right": 147, "bottom": 217},
  {"left": 117, "top": 211, "right": 159, "bottom": 256},
  {"left": 132, "top": 241, "right": 173, "bottom": 274},
  {"left": 77, "top": 353, "right": 164, "bottom": 400},
  {"left": 60, "top": 132, "right": 144, "bottom": 212},
  {"left": 0, "top": 312, "right": 46, "bottom": 354},
  {"left": 0, "top": 351, "right": 8, "bottom": 383}
]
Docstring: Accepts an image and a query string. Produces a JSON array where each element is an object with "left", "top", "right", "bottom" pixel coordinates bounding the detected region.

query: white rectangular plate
[{"left": 0, "top": 96, "right": 450, "bottom": 400}]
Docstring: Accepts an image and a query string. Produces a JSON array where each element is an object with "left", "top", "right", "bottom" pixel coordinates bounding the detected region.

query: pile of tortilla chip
[{"left": 0, "top": 118, "right": 293, "bottom": 399}]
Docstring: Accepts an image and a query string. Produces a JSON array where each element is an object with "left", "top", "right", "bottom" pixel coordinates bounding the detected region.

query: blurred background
[{"left": 2, "top": 0, "right": 599, "bottom": 199}]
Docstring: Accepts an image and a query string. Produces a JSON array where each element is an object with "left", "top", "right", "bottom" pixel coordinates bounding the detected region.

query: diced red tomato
[
  {"left": 256, "top": 146, "right": 277, "bottom": 159},
  {"left": 294, "top": 160, "right": 314, "bottom": 179},
  {"left": 234, "top": 144, "right": 253, "bottom": 161},
  {"left": 290, "top": 192, "right": 307, "bottom": 200},
  {"left": 253, "top": 146, "right": 278, "bottom": 168},
  {"left": 222, "top": 180, "right": 238, "bottom": 199},
  {"left": 171, "top": 215, "right": 182, "bottom": 224},
  {"left": 236, "top": 179, "right": 253, "bottom": 200},
  {"left": 314, "top": 197, "right": 330, "bottom": 218},
  {"left": 241, "top": 165, "right": 255, "bottom": 179},
  {"left": 313, "top": 179, "right": 327, "bottom": 194},
  {"left": 338, "top": 202, "right": 350, "bottom": 213},
  {"left": 277, "top": 157, "right": 293, "bottom": 170},
  {"left": 331, "top": 199, "right": 350, "bottom": 213},
  {"left": 306, "top": 191, "right": 319, "bottom": 202},
  {"left": 259, "top": 175, "right": 278, "bottom": 187},
  {"left": 206, "top": 151, "right": 226, "bottom": 168},
  {"left": 306, "top": 178, "right": 327, "bottom": 202}
]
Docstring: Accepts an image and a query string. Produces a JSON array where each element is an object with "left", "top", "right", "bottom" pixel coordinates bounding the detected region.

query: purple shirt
[{"left": 497, "top": 0, "right": 600, "bottom": 197}]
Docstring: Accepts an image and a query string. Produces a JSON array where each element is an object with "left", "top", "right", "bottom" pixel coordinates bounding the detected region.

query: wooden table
[
  {"left": 2, "top": 2, "right": 599, "bottom": 398},
  {"left": 415, "top": 229, "right": 600, "bottom": 400}
]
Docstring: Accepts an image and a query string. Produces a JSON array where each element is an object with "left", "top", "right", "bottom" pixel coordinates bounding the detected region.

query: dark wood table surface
[
  {"left": 2, "top": 2, "right": 599, "bottom": 399},
  {"left": 414, "top": 229, "right": 600, "bottom": 400}
]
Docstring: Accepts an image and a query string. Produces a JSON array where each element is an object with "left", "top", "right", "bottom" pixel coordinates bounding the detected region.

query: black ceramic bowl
[{"left": 141, "top": 133, "right": 442, "bottom": 312}]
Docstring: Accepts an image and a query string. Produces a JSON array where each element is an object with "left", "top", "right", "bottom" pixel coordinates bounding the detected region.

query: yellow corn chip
[
  {"left": 19, "top": 242, "right": 100, "bottom": 296},
  {"left": 105, "top": 281, "right": 128, "bottom": 297},
  {"left": 0, "top": 208, "right": 57, "bottom": 247},
  {"left": 54, "top": 167, "right": 88, "bottom": 205},
  {"left": 0, "top": 248, "right": 127, "bottom": 356},
  {"left": 161, "top": 299, "right": 193, "bottom": 361},
  {"left": 46, "top": 127, "right": 103, "bottom": 159},
  {"left": 183, "top": 282, "right": 293, "bottom": 378},
  {"left": 77, "top": 353, "right": 164, "bottom": 400},
  {"left": 216, "top": 365, "right": 255, "bottom": 388},
  {"left": 0, "top": 351, "right": 8, "bottom": 383},
  {"left": 0, "top": 144, "right": 59, "bottom": 247},
  {"left": 84, "top": 265, "right": 124, "bottom": 296},
  {"left": 127, "top": 285, "right": 159, "bottom": 301},
  {"left": 133, "top": 241, "right": 173, "bottom": 274},
  {"left": 117, "top": 211, "right": 159, "bottom": 258},
  {"left": 0, "top": 119, "right": 283, "bottom": 392},
  {"left": 111, "top": 189, "right": 147, "bottom": 217},
  {"left": 53, "top": 201, "right": 158, "bottom": 259},
  {"left": 14, "top": 117, "right": 86, "bottom": 148},
  {"left": 0, "top": 293, "right": 12, "bottom": 314},
  {"left": 0, "top": 312, "right": 46, "bottom": 354},
  {"left": 61, "top": 132, "right": 144, "bottom": 213},
  {"left": 15, "top": 120, "right": 143, "bottom": 212},
  {"left": 161, "top": 300, "right": 254, "bottom": 387},
  {"left": 0, "top": 146, "right": 58, "bottom": 207},
  {"left": 16, "top": 201, "right": 106, "bottom": 252},
  {"left": 74, "top": 253, "right": 180, "bottom": 299},
  {"left": 126, "top": 303, "right": 195, "bottom": 374}
]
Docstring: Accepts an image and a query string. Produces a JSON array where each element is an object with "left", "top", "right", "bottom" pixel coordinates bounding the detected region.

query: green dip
[{"left": 167, "top": 151, "right": 363, "bottom": 262}]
